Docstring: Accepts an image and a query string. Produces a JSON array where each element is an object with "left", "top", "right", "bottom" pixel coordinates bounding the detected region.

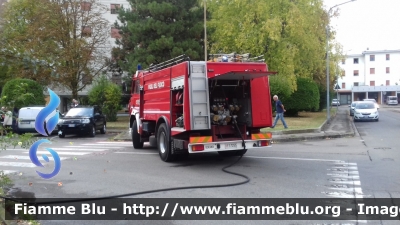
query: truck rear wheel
[
  {"left": 132, "top": 120, "right": 144, "bottom": 148},
  {"left": 157, "top": 123, "right": 174, "bottom": 162}
]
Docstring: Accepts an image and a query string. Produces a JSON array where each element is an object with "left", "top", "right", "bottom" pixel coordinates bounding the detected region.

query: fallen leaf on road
[
  {"left": 70, "top": 172, "right": 73, "bottom": 175},
  {"left": 28, "top": 183, "right": 32, "bottom": 186},
  {"left": 19, "top": 173, "right": 22, "bottom": 176},
  {"left": 104, "top": 169, "right": 106, "bottom": 173},
  {"left": 73, "top": 157, "right": 77, "bottom": 160},
  {"left": 58, "top": 182, "right": 63, "bottom": 186},
  {"left": 69, "top": 142, "right": 73, "bottom": 145}
]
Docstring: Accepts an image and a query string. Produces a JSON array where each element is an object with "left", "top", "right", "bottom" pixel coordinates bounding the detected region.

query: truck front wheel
[
  {"left": 157, "top": 123, "right": 174, "bottom": 162},
  {"left": 132, "top": 120, "right": 144, "bottom": 148}
]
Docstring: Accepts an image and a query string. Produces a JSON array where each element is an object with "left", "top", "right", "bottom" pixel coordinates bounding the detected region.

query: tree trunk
[{"left": 72, "top": 88, "right": 78, "bottom": 100}]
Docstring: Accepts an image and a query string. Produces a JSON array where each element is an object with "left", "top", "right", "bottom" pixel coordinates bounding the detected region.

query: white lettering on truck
[{"left": 148, "top": 81, "right": 165, "bottom": 90}]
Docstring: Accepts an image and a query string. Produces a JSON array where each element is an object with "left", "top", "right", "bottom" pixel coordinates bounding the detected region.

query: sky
[{"left": 323, "top": 0, "right": 400, "bottom": 55}]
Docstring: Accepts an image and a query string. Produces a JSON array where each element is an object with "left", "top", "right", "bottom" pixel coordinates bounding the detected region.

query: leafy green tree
[
  {"left": 284, "top": 77, "right": 320, "bottom": 116},
  {"left": 115, "top": 0, "right": 205, "bottom": 72},
  {"left": 207, "top": 0, "right": 342, "bottom": 94},
  {"left": 1, "top": 78, "right": 45, "bottom": 109},
  {"left": 88, "top": 76, "right": 122, "bottom": 122}
]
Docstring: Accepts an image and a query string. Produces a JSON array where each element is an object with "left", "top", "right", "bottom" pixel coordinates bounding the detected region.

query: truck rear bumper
[{"left": 188, "top": 139, "right": 271, "bottom": 153}]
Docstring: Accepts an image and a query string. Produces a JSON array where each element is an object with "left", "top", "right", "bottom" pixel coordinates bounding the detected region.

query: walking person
[
  {"left": 271, "top": 95, "right": 288, "bottom": 129},
  {"left": 3, "top": 107, "right": 13, "bottom": 134},
  {"left": 12, "top": 107, "right": 19, "bottom": 133},
  {"left": 0, "top": 107, "right": 5, "bottom": 136}
]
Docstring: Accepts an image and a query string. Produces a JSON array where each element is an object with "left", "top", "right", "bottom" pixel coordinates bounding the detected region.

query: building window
[
  {"left": 341, "top": 59, "right": 345, "bottom": 64},
  {"left": 386, "top": 54, "right": 390, "bottom": 60},
  {"left": 370, "top": 68, "right": 375, "bottom": 74},
  {"left": 82, "top": 74, "right": 92, "bottom": 85},
  {"left": 370, "top": 81, "right": 375, "bottom": 86},
  {"left": 81, "top": 26, "right": 92, "bottom": 37},
  {"left": 111, "top": 27, "right": 121, "bottom": 39},
  {"left": 81, "top": 1, "right": 91, "bottom": 11},
  {"left": 111, "top": 4, "right": 121, "bottom": 14},
  {"left": 370, "top": 55, "right": 375, "bottom": 61},
  {"left": 386, "top": 80, "right": 390, "bottom": 86},
  {"left": 342, "top": 82, "right": 345, "bottom": 89},
  {"left": 342, "top": 70, "right": 345, "bottom": 76},
  {"left": 354, "top": 82, "right": 359, "bottom": 86},
  {"left": 386, "top": 67, "right": 390, "bottom": 74},
  {"left": 353, "top": 70, "right": 359, "bottom": 76},
  {"left": 353, "top": 58, "right": 359, "bottom": 64}
]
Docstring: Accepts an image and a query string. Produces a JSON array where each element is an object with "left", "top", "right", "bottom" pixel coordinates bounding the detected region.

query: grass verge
[
  {"left": 106, "top": 116, "right": 129, "bottom": 129},
  {"left": 261, "top": 108, "right": 337, "bottom": 132},
  {"left": 108, "top": 108, "right": 338, "bottom": 132}
]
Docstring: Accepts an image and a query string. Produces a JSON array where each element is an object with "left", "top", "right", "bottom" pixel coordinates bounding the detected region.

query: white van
[
  {"left": 18, "top": 106, "right": 60, "bottom": 134},
  {"left": 386, "top": 96, "right": 398, "bottom": 105}
]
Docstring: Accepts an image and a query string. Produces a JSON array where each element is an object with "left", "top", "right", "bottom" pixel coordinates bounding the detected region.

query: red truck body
[{"left": 128, "top": 55, "right": 274, "bottom": 162}]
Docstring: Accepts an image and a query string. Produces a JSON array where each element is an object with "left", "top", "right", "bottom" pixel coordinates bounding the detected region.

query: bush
[
  {"left": 88, "top": 76, "right": 122, "bottom": 122},
  {"left": 285, "top": 77, "right": 320, "bottom": 116},
  {"left": 1, "top": 78, "right": 45, "bottom": 108}
]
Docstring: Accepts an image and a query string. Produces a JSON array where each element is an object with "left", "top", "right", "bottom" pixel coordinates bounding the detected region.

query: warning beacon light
[{"left": 137, "top": 64, "right": 142, "bottom": 70}]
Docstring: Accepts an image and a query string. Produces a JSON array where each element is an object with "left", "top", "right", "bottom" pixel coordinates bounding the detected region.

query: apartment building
[
  {"left": 336, "top": 49, "right": 400, "bottom": 105},
  {"left": 53, "top": 0, "right": 130, "bottom": 112}
]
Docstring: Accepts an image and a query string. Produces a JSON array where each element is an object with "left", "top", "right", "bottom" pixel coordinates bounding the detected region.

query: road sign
[{"left": 334, "top": 84, "right": 340, "bottom": 90}]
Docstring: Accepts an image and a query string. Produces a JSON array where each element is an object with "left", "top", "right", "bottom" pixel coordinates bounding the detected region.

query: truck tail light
[
  {"left": 192, "top": 145, "right": 205, "bottom": 151},
  {"left": 139, "top": 124, "right": 143, "bottom": 134},
  {"left": 259, "top": 140, "right": 269, "bottom": 147}
]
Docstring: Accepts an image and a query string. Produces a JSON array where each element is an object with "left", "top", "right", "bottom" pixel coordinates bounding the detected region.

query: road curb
[{"left": 271, "top": 132, "right": 355, "bottom": 144}]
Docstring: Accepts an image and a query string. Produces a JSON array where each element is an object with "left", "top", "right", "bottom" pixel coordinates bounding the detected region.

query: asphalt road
[{"left": 1, "top": 109, "right": 399, "bottom": 225}]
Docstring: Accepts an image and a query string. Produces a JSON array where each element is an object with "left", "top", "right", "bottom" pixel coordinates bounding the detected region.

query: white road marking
[
  {"left": 0, "top": 155, "right": 68, "bottom": 160},
  {"left": 114, "top": 152, "right": 158, "bottom": 155},
  {"left": 73, "top": 145, "right": 123, "bottom": 148},
  {"left": 245, "top": 156, "right": 341, "bottom": 162},
  {"left": 41, "top": 148, "right": 110, "bottom": 151},
  {"left": 0, "top": 170, "right": 18, "bottom": 175},
  {"left": 95, "top": 142, "right": 131, "bottom": 145},
  {"left": 0, "top": 162, "right": 35, "bottom": 167},
  {"left": 25, "top": 151, "right": 91, "bottom": 155},
  {"left": 329, "top": 180, "right": 361, "bottom": 186}
]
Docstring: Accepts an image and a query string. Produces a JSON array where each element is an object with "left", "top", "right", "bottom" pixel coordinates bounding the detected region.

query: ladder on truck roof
[
  {"left": 146, "top": 55, "right": 187, "bottom": 72},
  {"left": 208, "top": 53, "right": 265, "bottom": 62}
]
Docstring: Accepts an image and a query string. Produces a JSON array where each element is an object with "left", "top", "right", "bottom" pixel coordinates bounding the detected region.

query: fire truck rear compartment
[{"left": 171, "top": 78, "right": 262, "bottom": 153}]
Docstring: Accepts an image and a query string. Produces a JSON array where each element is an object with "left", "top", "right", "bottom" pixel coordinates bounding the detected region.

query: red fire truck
[{"left": 128, "top": 54, "right": 275, "bottom": 162}]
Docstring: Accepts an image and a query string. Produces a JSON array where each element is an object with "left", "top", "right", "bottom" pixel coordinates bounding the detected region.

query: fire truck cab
[{"left": 128, "top": 54, "right": 275, "bottom": 162}]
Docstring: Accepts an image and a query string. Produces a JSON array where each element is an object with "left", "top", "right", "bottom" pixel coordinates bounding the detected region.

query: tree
[
  {"left": 114, "top": 0, "right": 205, "bottom": 72},
  {"left": 1, "top": 78, "right": 45, "bottom": 109},
  {"left": 88, "top": 75, "right": 122, "bottom": 122},
  {"left": 284, "top": 77, "right": 320, "bottom": 116},
  {"left": 0, "top": 0, "right": 111, "bottom": 99},
  {"left": 207, "top": 0, "right": 342, "bottom": 94}
]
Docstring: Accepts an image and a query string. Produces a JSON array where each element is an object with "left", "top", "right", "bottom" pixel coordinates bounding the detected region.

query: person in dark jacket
[{"left": 12, "top": 107, "right": 19, "bottom": 133}]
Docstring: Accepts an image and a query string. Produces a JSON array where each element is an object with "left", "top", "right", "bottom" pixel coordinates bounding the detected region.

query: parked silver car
[
  {"left": 353, "top": 102, "right": 379, "bottom": 122},
  {"left": 349, "top": 101, "right": 362, "bottom": 116},
  {"left": 331, "top": 99, "right": 340, "bottom": 106}
]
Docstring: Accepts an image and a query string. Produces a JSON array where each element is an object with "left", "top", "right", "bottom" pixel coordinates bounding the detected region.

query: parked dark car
[{"left": 57, "top": 106, "right": 106, "bottom": 138}]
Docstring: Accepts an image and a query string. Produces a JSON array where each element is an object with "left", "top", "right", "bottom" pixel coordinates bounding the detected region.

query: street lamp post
[
  {"left": 204, "top": 0, "right": 207, "bottom": 62},
  {"left": 326, "top": 0, "right": 355, "bottom": 123}
]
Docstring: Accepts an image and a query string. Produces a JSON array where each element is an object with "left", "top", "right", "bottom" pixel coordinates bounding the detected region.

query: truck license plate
[
  {"left": 204, "top": 145, "right": 214, "bottom": 150},
  {"left": 225, "top": 143, "right": 237, "bottom": 149},
  {"left": 68, "top": 124, "right": 75, "bottom": 127}
]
